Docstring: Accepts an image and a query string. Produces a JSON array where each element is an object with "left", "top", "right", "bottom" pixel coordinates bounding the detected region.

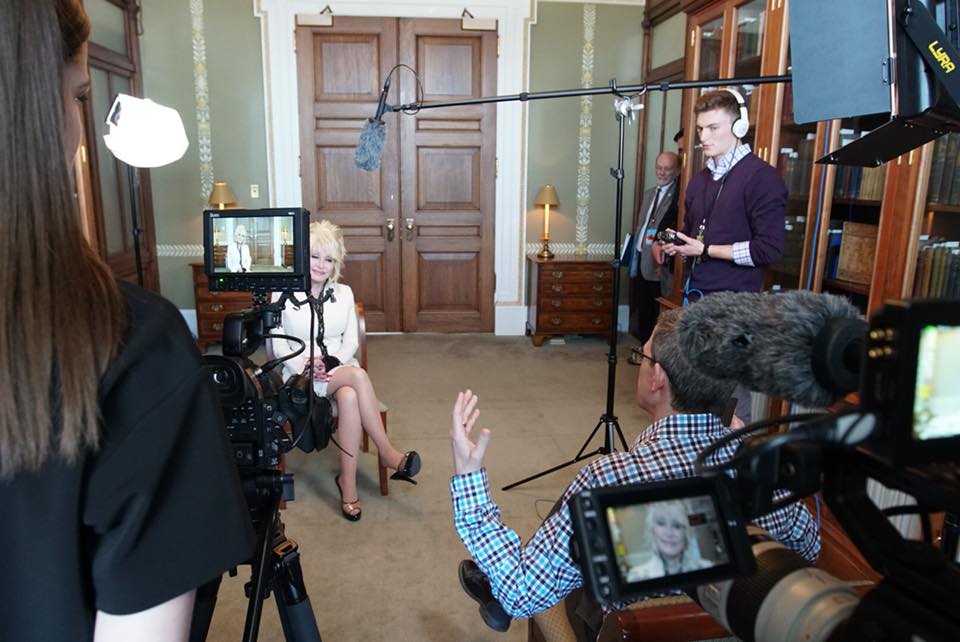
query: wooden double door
[{"left": 296, "top": 17, "right": 497, "bottom": 332}]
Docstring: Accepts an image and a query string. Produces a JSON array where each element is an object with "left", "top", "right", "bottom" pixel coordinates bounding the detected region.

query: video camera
[
  {"left": 200, "top": 207, "right": 327, "bottom": 485},
  {"left": 571, "top": 298, "right": 960, "bottom": 640}
]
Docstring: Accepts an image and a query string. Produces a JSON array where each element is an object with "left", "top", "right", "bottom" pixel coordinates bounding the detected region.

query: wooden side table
[
  {"left": 526, "top": 254, "right": 614, "bottom": 346},
  {"left": 191, "top": 263, "right": 253, "bottom": 352}
]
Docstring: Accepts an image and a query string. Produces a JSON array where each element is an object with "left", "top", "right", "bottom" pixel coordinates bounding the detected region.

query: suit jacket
[{"left": 629, "top": 179, "right": 678, "bottom": 295}]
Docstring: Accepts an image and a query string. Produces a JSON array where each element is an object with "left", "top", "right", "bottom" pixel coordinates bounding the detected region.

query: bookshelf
[
  {"left": 909, "top": 134, "right": 960, "bottom": 299},
  {"left": 673, "top": 0, "right": 937, "bottom": 317}
]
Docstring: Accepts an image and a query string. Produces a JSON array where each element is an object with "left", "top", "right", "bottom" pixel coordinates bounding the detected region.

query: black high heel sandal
[
  {"left": 334, "top": 474, "right": 362, "bottom": 522},
  {"left": 390, "top": 451, "right": 421, "bottom": 485}
]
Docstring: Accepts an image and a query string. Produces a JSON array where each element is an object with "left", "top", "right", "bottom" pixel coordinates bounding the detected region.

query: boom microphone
[
  {"left": 677, "top": 290, "right": 866, "bottom": 408},
  {"left": 354, "top": 75, "right": 392, "bottom": 172}
]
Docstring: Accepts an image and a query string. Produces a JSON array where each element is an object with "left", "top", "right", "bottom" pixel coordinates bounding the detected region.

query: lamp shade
[
  {"left": 208, "top": 180, "right": 238, "bottom": 209},
  {"left": 534, "top": 184, "right": 559, "bottom": 206}
]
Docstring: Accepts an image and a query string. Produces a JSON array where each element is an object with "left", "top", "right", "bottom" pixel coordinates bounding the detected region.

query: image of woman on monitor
[
  {"left": 624, "top": 500, "right": 712, "bottom": 581},
  {"left": 225, "top": 224, "right": 252, "bottom": 273}
]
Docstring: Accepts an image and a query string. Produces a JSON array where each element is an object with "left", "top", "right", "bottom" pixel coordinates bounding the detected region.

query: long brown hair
[{"left": 0, "top": 0, "right": 126, "bottom": 478}]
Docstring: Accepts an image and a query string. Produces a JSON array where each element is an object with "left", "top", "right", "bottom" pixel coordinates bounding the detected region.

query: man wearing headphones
[{"left": 660, "top": 89, "right": 787, "bottom": 421}]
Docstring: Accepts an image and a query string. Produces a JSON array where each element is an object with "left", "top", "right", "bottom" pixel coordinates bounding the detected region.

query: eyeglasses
[
  {"left": 628, "top": 348, "right": 659, "bottom": 366},
  {"left": 636, "top": 352, "right": 658, "bottom": 366}
]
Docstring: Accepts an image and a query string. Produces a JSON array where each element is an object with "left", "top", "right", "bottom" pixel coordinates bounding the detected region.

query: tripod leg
[
  {"left": 273, "top": 539, "right": 322, "bottom": 642},
  {"left": 189, "top": 575, "right": 223, "bottom": 642},
  {"left": 503, "top": 418, "right": 608, "bottom": 491},
  {"left": 244, "top": 494, "right": 283, "bottom": 642}
]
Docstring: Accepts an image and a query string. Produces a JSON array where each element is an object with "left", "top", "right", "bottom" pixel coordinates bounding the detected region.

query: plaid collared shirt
[{"left": 450, "top": 412, "right": 820, "bottom": 619}]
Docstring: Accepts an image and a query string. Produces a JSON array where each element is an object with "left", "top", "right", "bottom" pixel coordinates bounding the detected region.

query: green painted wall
[
  {"left": 526, "top": 2, "right": 645, "bottom": 251},
  {"left": 140, "top": 0, "right": 269, "bottom": 309},
  {"left": 133, "top": 1, "right": 644, "bottom": 307}
]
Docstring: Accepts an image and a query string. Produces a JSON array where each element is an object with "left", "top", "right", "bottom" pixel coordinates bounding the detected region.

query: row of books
[
  {"left": 926, "top": 133, "right": 960, "bottom": 205},
  {"left": 913, "top": 237, "right": 960, "bottom": 298},
  {"left": 832, "top": 164, "right": 886, "bottom": 201}
]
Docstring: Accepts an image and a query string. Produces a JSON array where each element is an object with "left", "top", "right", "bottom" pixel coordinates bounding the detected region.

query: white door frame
[{"left": 253, "top": 0, "right": 535, "bottom": 334}]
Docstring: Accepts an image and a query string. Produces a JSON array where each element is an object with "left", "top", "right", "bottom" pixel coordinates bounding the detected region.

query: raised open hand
[{"left": 450, "top": 389, "right": 491, "bottom": 476}]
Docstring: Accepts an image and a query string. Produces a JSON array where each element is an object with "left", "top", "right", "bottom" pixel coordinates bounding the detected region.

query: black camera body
[
  {"left": 571, "top": 297, "right": 960, "bottom": 640},
  {"left": 204, "top": 354, "right": 289, "bottom": 470},
  {"left": 570, "top": 475, "right": 755, "bottom": 603},
  {"left": 655, "top": 229, "right": 685, "bottom": 245},
  {"left": 199, "top": 208, "right": 323, "bottom": 485}
]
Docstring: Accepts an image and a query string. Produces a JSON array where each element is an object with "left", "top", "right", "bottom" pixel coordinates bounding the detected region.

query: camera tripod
[{"left": 190, "top": 470, "right": 322, "bottom": 642}]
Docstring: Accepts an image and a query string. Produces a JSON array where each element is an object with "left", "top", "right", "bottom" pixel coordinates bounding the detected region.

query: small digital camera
[{"left": 656, "top": 229, "right": 685, "bottom": 245}]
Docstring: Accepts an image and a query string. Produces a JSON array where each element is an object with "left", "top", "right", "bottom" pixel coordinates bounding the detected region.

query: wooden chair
[{"left": 332, "top": 302, "right": 390, "bottom": 496}]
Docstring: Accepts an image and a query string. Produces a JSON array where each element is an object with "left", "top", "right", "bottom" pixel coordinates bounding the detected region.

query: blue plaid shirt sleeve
[{"left": 451, "top": 467, "right": 593, "bottom": 618}]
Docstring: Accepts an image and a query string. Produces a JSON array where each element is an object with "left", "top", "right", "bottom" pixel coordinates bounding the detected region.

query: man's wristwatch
[{"left": 700, "top": 243, "right": 710, "bottom": 260}]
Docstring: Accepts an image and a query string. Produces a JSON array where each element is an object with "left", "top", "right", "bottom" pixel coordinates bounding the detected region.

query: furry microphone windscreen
[
  {"left": 677, "top": 290, "right": 864, "bottom": 408},
  {"left": 354, "top": 118, "right": 386, "bottom": 171}
]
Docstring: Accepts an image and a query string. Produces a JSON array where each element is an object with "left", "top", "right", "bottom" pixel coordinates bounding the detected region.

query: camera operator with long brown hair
[{"left": 0, "top": 2, "right": 254, "bottom": 640}]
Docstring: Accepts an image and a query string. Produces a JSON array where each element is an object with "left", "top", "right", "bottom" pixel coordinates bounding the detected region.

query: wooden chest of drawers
[
  {"left": 191, "top": 263, "right": 253, "bottom": 352},
  {"left": 526, "top": 254, "right": 614, "bottom": 346}
]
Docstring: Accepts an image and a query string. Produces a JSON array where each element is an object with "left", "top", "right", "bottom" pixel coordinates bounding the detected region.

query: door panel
[
  {"left": 297, "top": 18, "right": 401, "bottom": 331},
  {"left": 297, "top": 17, "right": 496, "bottom": 332},
  {"left": 399, "top": 19, "right": 496, "bottom": 331}
]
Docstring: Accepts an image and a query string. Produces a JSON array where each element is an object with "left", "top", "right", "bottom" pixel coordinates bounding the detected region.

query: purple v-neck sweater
[{"left": 681, "top": 152, "right": 787, "bottom": 294}]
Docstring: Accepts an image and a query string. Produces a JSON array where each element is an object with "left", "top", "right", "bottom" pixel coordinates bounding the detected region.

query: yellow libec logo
[{"left": 929, "top": 40, "right": 956, "bottom": 73}]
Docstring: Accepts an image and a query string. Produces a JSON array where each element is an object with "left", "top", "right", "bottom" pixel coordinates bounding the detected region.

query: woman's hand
[
  {"left": 660, "top": 229, "right": 704, "bottom": 259},
  {"left": 451, "top": 389, "right": 491, "bottom": 476},
  {"left": 303, "top": 357, "right": 332, "bottom": 382}
]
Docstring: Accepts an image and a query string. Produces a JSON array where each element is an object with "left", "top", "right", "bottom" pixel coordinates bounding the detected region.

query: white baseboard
[{"left": 495, "top": 304, "right": 528, "bottom": 336}]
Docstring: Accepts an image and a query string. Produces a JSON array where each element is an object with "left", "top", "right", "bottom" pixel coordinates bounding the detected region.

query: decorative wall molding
[
  {"left": 574, "top": 4, "right": 597, "bottom": 255},
  {"left": 524, "top": 242, "right": 615, "bottom": 255},
  {"left": 157, "top": 244, "right": 205, "bottom": 257},
  {"left": 253, "top": 0, "right": 534, "bottom": 334},
  {"left": 190, "top": 0, "right": 214, "bottom": 200}
]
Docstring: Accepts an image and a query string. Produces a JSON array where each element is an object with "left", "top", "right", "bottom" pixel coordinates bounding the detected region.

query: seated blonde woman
[{"left": 270, "top": 220, "right": 420, "bottom": 521}]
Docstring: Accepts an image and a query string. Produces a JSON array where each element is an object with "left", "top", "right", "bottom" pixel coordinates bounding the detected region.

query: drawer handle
[
  {"left": 592, "top": 284, "right": 603, "bottom": 292},
  {"left": 592, "top": 318, "right": 602, "bottom": 326},
  {"left": 552, "top": 284, "right": 563, "bottom": 292},
  {"left": 551, "top": 270, "right": 564, "bottom": 278},
  {"left": 551, "top": 300, "right": 562, "bottom": 308},
  {"left": 592, "top": 299, "right": 603, "bottom": 308},
  {"left": 212, "top": 322, "right": 223, "bottom": 331},
  {"left": 550, "top": 317, "right": 562, "bottom": 326},
  {"left": 211, "top": 303, "right": 224, "bottom": 312},
  {"left": 593, "top": 271, "right": 605, "bottom": 279}
]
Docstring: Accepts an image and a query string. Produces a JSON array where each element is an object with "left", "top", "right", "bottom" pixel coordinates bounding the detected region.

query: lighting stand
[
  {"left": 388, "top": 73, "right": 791, "bottom": 490},
  {"left": 126, "top": 162, "right": 145, "bottom": 287}
]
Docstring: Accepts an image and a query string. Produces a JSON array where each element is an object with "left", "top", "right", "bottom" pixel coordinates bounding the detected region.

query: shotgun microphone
[
  {"left": 676, "top": 290, "right": 866, "bottom": 408},
  {"left": 354, "top": 75, "right": 392, "bottom": 172}
]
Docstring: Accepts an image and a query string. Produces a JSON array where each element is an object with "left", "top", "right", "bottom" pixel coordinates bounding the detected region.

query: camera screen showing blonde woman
[
  {"left": 606, "top": 496, "right": 730, "bottom": 583},
  {"left": 209, "top": 215, "right": 297, "bottom": 274}
]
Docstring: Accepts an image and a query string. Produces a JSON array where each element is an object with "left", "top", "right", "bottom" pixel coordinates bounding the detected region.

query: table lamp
[{"left": 535, "top": 184, "right": 559, "bottom": 259}]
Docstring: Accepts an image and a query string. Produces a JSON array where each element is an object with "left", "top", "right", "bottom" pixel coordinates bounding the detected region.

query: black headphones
[{"left": 725, "top": 88, "right": 750, "bottom": 139}]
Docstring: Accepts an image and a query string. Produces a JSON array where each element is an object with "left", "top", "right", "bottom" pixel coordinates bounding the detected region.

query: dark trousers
[{"left": 629, "top": 277, "right": 662, "bottom": 344}]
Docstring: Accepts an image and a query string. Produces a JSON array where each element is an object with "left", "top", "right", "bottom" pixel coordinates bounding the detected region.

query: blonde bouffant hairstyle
[{"left": 309, "top": 219, "right": 346, "bottom": 284}]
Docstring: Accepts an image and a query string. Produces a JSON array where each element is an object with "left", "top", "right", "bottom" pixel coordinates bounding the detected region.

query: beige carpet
[{"left": 204, "top": 332, "right": 649, "bottom": 642}]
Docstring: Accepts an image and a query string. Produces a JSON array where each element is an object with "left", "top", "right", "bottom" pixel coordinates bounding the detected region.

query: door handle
[
  {"left": 404, "top": 218, "right": 414, "bottom": 241},
  {"left": 386, "top": 218, "right": 395, "bottom": 242}
]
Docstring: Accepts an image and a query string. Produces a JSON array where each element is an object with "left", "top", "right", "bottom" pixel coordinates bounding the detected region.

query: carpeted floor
[{"left": 204, "top": 332, "right": 649, "bottom": 642}]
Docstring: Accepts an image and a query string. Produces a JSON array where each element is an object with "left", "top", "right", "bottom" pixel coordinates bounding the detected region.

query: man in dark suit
[{"left": 628, "top": 151, "right": 680, "bottom": 343}]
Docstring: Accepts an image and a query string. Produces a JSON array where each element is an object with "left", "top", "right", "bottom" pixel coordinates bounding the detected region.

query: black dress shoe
[
  {"left": 458, "top": 559, "right": 512, "bottom": 632},
  {"left": 390, "top": 450, "right": 421, "bottom": 484}
]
